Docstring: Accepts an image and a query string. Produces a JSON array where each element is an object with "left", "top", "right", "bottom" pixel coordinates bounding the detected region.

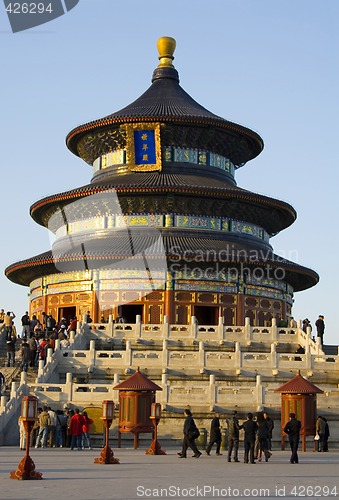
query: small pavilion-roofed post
[
  {"left": 275, "top": 371, "right": 323, "bottom": 451},
  {"left": 114, "top": 368, "right": 162, "bottom": 449}
]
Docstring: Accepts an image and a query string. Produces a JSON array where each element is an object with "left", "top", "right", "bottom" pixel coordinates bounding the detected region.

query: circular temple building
[{"left": 5, "top": 37, "right": 318, "bottom": 327}]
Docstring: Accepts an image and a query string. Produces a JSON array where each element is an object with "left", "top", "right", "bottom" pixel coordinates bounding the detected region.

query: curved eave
[
  {"left": 5, "top": 235, "right": 318, "bottom": 291},
  {"left": 29, "top": 182, "right": 296, "bottom": 234}
]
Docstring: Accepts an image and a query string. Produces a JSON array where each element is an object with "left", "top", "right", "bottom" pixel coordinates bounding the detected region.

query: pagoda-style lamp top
[
  {"left": 102, "top": 400, "right": 114, "bottom": 420},
  {"left": 21, "top": 396, "right": 38, "bottom": 421},
  {"left": 150, "top": 402, "right": 161, "bottom": 420},
  {"left": 157, "top": 36, "right": 176, "bottom": 68},
  {"left": 274, "top": 371, "right": 323, "bottom": 395}
]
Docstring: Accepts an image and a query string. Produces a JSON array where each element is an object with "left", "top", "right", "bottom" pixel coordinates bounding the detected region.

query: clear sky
[{"left": 1, "top": 0, "right": 338, "bottom": 344}]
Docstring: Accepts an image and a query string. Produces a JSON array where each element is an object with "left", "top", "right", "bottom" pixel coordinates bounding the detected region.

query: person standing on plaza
[
  {"left": 21, "top": 311, "right": 31, "bottom": 339},
  {"left": 256, "top": 412, "right": 271, "bottom": 462},
  {"left": 68, "top": 316, "right": 77, "bottom": 337},
  {"left": 85, "top": 311, "right": 92, "bottom": 324},
  {"left": 323, "top": 417, "right": 330, "bottom": 452},
  {"left": 315, "top": 315, "right": 325, "bottom": 346},
  {"left": 6, "top": 324, "right": 17, "bottom": 367},
  {"left": 82, "top": 411, "right": 93, "bottom": 450},
  {"left": 263, "top": 411, "right": 274, "bottom": 450},
  {"left": 241, "top": 412, "right": 258, "bottom": 464},
  {"left": 0, "top": 308, "right": 4, "bottom": 324},
  {"left": 2, "top": 311, "right": 15, "bottom": 337},
  {"left": 65, "top": 408, "right": 74, "bottom": 447},
  {"left": 316, "top": 415, "right": 326, "bottom": 452},
  {"left": 20, "top": 339, "right": 30, "bottom": 372},
  {"left": 55, "top": 409, "right": 67, "bottom": 448},
  {"left": 70, "top": 408, "right": 85, "bottom": 450},
  {"left": 226, "top": 410, "right": 240, "bottom": 462},
  {"left": 46, "top": 314, "right": 56, "bottom": 336},
  {"left": 48, "top": 406, "right": 57, "bottom": 447},
  {"left": 30, "top": 407, "right": 42, "bottom": 447},
  {"left": 205, "top": 412, "right": 222, "bottom": 456},
  {"left": 177, "top": 409, "right": 201, "bottom": 458},
  {"left": 18, "top": 416, "right": 26, "bottom": 450},
  {"left": 28, "top": 334, "right": 38, "bottom": 367},
  {"left": 35, "top": 406, "right": 51, "bottom": 448},
  {"left": 284, "top": 412, "right": 301, "bottom": 464}
]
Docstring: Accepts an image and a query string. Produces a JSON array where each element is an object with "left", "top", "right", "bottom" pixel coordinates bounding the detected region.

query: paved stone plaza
[{"left": 1, "top": 446, "right": 339, "bottom": 500}]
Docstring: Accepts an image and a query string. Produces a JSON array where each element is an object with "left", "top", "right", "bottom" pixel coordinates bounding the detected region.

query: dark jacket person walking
[
  {"left": 284, "top": 412, "right": 301, "bottom": 464},
  {"left": 241, "top": 413, "right": 258, "bottom": 464},
  {"left": 178, "top": 409, "right": 201, "bottom": 459},
  {"left": 206, "top": 413, "right": 222, "bottom": 456},
  {"left": 227, "top": 410, "right": 240, "bottom": 462}
]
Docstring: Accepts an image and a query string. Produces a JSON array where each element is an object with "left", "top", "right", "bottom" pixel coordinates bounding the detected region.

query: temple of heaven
[{"left": 5, "top": 37, "right": 318, "bottom": 327}]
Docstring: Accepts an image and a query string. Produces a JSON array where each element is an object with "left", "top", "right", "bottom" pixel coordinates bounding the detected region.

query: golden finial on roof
[{"left": 157, "top": 36, "right": 176, "bottom": 68}]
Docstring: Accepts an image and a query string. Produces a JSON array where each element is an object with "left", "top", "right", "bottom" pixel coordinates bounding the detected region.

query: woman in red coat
[
  {"left": 70, "top": 408, "right": 84, "bottom": 450},
  {"left": 82, "top": 411, "right": 94, "bottom": 450}
]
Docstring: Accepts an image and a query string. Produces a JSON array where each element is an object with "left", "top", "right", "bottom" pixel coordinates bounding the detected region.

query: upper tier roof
[
  {"left": 29, "top": 171, "right": 296, "bottom": 235},
  {"left": 66, "top": 37, "right": 263, "bottom": 166}
]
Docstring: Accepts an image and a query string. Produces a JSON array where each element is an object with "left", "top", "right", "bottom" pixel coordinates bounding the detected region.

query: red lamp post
[
  {"left": 10, "top": 396, "right": 43, "bottom": 480},
  {"left": 146, "top": 403, "right": 166, "bottom": 455},
  {"left": 94, "top": 400, "right": 120, "bottom": 464}
]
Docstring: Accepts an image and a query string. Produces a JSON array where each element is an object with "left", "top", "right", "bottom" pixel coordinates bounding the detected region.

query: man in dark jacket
[
  {"left": 227, "top": 410, "right": 240, "bottom": 462},
  {"left": 178, "top": 409, "right": 201, "bottom": 459},
  {"left": 284, "top": 412, "right": 301, "bottom": 464},
  {"left": 263, "top": 411, "right": 274, "bottom": 450},
  {"left": 206, "top": 412, "right": 222, "bottom": 456},
  {"left": 315, "top": 315, "right": 325, "bottom": 346},
  {"left": 241, "top": 413, "right": 258, "bottom": 464}
]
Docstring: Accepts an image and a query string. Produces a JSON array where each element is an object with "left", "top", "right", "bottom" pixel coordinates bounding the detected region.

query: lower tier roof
[{"left": 5, "top": 232, "right": 319, "bottom": 291}]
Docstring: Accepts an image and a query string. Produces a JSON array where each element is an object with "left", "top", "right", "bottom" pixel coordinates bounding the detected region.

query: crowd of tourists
[
  {"left": 0, "top": 310, "right": 81, "bottom": 370},
  {"left": 178, "top": 409, "right": 330, "bottom": 464},
  {"left": 17, "top": 405, "right": 94, "bottom": 451},
  {"left": 178, "top": 409, "right": 275, "bottom": 463}
]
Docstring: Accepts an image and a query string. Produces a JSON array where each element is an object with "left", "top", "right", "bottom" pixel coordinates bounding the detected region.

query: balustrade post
[
  {"left": 218, "top": 316, "right": 224, "bottom": 341},
  {"left": 160, "top": 373, "right": 169, "bottom": 407},
  {"left": 244, "top": 317, "right": 251, "bottom": 343},
  {"left": 10, "top": 382, "right": 18, "bottom": 400},
  {"left": 235, "top": 342, "right": 241, "bottom": 374},
  {"left": 162, "top": 340, "right": 169, "bottom": 370},
  {"left": 209, "top": 374, "right": 216, "bottom": 410},
  {"left": 107, "top": 315, "right": 114, "bottom": 338},
  {"left": 305, "top": 349, "right": 313, "bottom": 374},
  {"left": 20, "top": 371, "right": 27, "bottom": 385},
  {"left": 135, "top": 315, "right": 142, "bottom": 338},
  {"left": 270, "top": 343, "right": 277, "bottom": 370},
  {"left": 37, "top": 360, "right": 45, "bottom": 379},
  {"left": 162, "top": 315, "right": 170, "bottom": 339},
  {"left": 0, "top": 395, "right": 6, "bottom": 410},
  {"left": 199, "top": 341, "right": 205, "bottom": 373},
  {"left": 270, "top": 317, "right": 278, "bottom": 342},
  {"left": 191, "top": 316, "right": 198, "bottom": 339},
  {"left": 89, "top": 339, "right": 96, "bottom": 372},
  {"left": 113, "top": 373, "right": 120, "bottom": 401},
  {"left": 255, "top": 374, "right": 264, "bottom": 406},
  {"left": 316, "top": 337, "right": 324, "bottom": 354},
  {"left": 46, "top": 347, "right": 53, "bottom": 364},
  {"left": 125, "top": 340, "right": 132, "bottom": 367},
  {"left": 65, "top": 372, "right": 73, "bottom": 404}
]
